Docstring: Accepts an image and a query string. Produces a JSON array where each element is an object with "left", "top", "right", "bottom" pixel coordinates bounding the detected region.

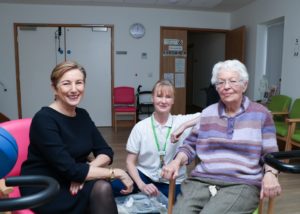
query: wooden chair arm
[
  {"left": 285, "top": 119, "right": 299, "bottom": 150},
  {"left": 286, "top": 118, "right": 300, "bottom": 123},
  {"left": 272, "top": 111, "right": 288, "bottom": 116}
]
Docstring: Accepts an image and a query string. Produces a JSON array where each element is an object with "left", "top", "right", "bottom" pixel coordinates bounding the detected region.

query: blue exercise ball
[{"left": 0, "top": 127, "right": 18, "bottom": 179}]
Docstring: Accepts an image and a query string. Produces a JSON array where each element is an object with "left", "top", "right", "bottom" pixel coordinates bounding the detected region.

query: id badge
[
  {"left": 158, "top": 151, "right": 165, "bottom": 178},
  {"left": 159, "top": 152, "right": 166, "bottom": 168}
]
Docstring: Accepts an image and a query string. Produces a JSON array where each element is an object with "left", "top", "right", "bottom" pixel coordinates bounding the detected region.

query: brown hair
[
  {"left": 152, "top": 79, "right": 175, "bottom": 98},
  {"left": 50, "top": 61, "right": 86, "bottom": 88}
]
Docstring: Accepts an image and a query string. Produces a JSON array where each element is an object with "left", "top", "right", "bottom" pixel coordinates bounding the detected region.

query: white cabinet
[{"left": 18, "top": 26, "right": 112, "bottom": 126}]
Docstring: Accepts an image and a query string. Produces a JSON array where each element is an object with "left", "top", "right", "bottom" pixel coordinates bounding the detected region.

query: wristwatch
[{"left": 265, "top": 169, "right": 279, "bottom": 178}]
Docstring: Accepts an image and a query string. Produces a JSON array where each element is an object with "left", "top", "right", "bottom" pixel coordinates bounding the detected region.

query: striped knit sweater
[{"left": 178, "top": 96, "right": 278, "bottom": 187}]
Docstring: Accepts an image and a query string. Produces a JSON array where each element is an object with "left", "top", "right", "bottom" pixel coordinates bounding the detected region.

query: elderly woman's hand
[
  {"left": 161, "top": 160, "right": 180, "bottom": 180},
  {"left": 171, "top": 126, "right": 185, "bottom": 143},
  {"left": 260, "top": 172, "right": 281, "bottom": 199}
]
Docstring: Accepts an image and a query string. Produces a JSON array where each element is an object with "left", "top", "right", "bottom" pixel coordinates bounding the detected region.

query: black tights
[{"left": 89, "top": 180, "right": 118, "bottom": 214}]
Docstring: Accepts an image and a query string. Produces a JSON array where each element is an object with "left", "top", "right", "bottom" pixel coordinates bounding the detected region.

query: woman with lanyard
[{"left": 112, "top": 80, "right": 200, "bottom": 198}]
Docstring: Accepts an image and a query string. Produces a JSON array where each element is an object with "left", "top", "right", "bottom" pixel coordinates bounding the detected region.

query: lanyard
[{"left": 151, "top": 115, "right": 172, "bottom": 153}]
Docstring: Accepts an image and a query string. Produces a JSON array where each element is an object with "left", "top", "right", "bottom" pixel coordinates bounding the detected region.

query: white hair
[{"left": 211, "top": 59, "right": 249, "bottom": 85}]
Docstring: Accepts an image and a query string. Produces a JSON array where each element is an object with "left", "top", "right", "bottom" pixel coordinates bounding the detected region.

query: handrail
[
  {"left": 0, "top": 175, "right": 59, "bottom": 212},
  {"left": 264, "top": 151, "right": 300, "bottom": 173}
]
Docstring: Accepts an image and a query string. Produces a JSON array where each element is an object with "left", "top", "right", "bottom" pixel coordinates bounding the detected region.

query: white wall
[
  {"left": 0, "top": 3, "right": 230, "bottom": 120},
  {"left": 231, "top": 0, "right": 300, "bottom": 102},
  {"left": 2, "top": 1, "right": 300, "bottom": 120}
]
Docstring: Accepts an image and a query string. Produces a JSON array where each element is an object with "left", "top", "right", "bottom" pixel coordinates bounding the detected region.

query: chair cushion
[
  {"left": 289, "top": 99, "right": 300, "bottom": 119},
  {"left": 114, "top": 87, "right": 135, "bottom": 104},
  {"left": 275, "top": 122, "right": 288, "bottom": 137},
  {"left": 292, "top": 130, "right": 300, "bottom": 142},
  {"left": 267, "top": 95, "right": 291, "bottom": 112}
]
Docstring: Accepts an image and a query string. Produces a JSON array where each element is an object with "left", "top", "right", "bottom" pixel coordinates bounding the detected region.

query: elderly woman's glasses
[{"left": 215, "top": 80, "right": 243, "bottom": 88}]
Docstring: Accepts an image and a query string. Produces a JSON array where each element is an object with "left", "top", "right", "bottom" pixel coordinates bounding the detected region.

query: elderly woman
[{"left": 162, "top": 59, "right": 281, "bottom": 214}]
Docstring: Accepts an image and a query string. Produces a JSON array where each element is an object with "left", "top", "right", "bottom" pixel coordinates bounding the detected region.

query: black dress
[{"left": 20, "top": 107, "right": 114, "bottom": 214}]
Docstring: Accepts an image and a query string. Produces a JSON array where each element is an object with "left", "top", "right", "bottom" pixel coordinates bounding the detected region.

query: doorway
[
  {"left": 256, "top": 17, "right": 284, "bottom": 101},
  {"left": 160, "top": 26, "right": 245, "bottom": 115},
  {"left": 186, "top": 32, "right": 225, "bottom": 113},
  {"left": 14, "top": 23, "right": 113, "bottom": 126},
  {"left": 265, "top": 19, "right": 284, "bottom": 94}
]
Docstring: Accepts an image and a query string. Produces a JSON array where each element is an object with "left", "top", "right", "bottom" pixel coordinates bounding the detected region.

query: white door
[
  {"left": 18, "top": 26, "right": 112, "bottom": 126},
  {"left": 18, "top": 27, "right": 57, "bottom": 118},
  {"left": 65, "top": 27, "right": 112, "bottom": 126}
]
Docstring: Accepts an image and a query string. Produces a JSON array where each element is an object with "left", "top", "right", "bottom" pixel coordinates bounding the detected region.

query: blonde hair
[{"left": 152, "top": 79, "right": 175, "bottom": 98}]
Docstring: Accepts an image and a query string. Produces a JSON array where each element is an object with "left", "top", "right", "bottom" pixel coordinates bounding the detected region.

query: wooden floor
[{"left": 99, "top": 127, "right": 300, "bottom": 214}]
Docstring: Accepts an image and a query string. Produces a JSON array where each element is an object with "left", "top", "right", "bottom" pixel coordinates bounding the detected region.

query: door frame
[
  {"left": 14, "top": 23, "right": 115, "bottom": 122},
  {"left": 160, "top": 26, "right": 244, "bottom": 114}
]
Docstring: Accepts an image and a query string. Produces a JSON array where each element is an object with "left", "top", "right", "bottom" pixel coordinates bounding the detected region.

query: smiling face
[
  {"left": 152, "top": 84, "right": 174, "bottom": 115},
  {"left": 53, "top": 69, "right": 85, "bottom": 109},
  {"left": 215, "top": 69, "right": 247, "bottom": 108}
]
